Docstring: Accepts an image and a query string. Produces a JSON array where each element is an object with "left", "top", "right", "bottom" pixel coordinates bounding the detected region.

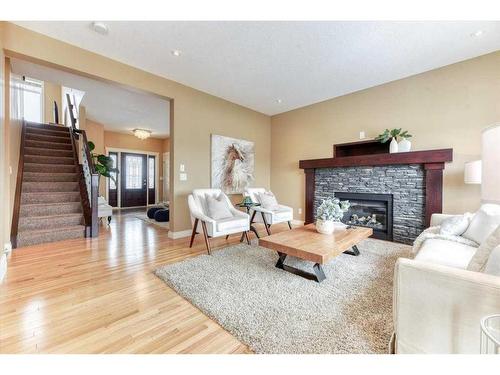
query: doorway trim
[{"left": 105, "top": 146, "right": 160, "bottom": 208}]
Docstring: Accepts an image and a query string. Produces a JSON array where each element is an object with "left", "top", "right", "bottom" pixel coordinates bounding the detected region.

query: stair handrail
[
  {"left": 66, "top": 93, "right": 99, "bottom": 237},
  {"left": 10, "top": 120, "right": 28, "bottom": 248}
]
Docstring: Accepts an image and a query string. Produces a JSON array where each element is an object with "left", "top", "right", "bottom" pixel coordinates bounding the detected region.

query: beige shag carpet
[{"left": 155, "top": 239, "right": 411, "bottom": 354}]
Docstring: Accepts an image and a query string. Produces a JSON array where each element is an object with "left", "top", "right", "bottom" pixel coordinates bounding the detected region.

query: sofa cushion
[
  {"left": 462, "top": 204, "right": 500, "bottom": 244},
  {"left": 440, "top": 214, "right": 471, "bottom": 236},
  {"left": 484, "top": 245, "right": 500, "bottom": 276},
  {"left": 206, "top": 194, "right": 233, "bottom": 220},
  {"left": 467, "top": 224, "right": 500, "bottom": 272},
  {"left": 216, "top": 216, "right": 248, "bottom": 232},
  {"left": 414, "top": 238, "right": 477, "bottom": 269}
]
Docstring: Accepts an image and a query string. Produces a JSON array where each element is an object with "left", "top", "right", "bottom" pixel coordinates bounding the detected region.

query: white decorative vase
[
  {"left": 389, "top": 137, "right": 399, "bottom": 153},
  {"left": 316, "top": 220, "right": 346, "bottom": 234},
  {"left": 316, "top": 219, "right": 334, "bottom": 234},
  {"left": 398, "top": 138, "right": 412, "bottom": 152}
]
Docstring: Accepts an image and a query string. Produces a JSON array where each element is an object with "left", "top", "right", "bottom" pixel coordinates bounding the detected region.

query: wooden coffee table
[{"left": 259, "top": 224, "right": 373, "bottom": 282}]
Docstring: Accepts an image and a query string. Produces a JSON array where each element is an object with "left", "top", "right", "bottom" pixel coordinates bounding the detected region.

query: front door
[{"left": 121, "top": 152, "right": 147, "bottom": 207}]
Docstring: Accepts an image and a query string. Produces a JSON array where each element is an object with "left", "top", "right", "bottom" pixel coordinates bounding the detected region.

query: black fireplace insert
[{"left": 334, "top": 192, "right": 393, "bottom": 241}]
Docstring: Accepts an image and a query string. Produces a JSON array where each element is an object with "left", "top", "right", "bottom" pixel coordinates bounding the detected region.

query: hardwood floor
[{"left": 0, "top": 210, "right": 287, "bottom": 353}]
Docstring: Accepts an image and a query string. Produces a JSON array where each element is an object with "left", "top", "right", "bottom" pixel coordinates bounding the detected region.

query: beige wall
[
  {"left": 1, "top": 22, "right": 271, "bottom": 234},
  {"left": 43, "top": 80, "right": 61, "bottom": 124},
  {"left": 271, "top": 51, "right": 500, "bottom": 220}
]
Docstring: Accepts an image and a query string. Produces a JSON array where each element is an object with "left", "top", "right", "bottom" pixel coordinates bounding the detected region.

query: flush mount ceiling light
[
  {"left": 276, "top": 99, "right": 283, "bottom": 104},
  {"left": 90, "top": 22, "right": 109, "bottom": 35},
  {"left": 133, "top": 129, "right": 152, "bottom": 140},
  {"left": 171, "top": 49, "right": 182, "bottom": 57},
  {"left": 471, "top": 30, "right": 484, "bottom": 38}
]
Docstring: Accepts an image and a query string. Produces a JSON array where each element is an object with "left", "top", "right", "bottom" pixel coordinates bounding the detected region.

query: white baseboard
[
  {"left": 0, "top": 253, "right": 7, "bottom": 283},
  {"left": 291, "top": 219, "right": 305, "bottom": 226},
  {"left": 168, "top": 229, "right": 192, "bottom": 239}
]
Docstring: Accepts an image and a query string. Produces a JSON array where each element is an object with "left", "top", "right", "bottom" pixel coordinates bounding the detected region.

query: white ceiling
[
  {"left": 14, "top": 21, "right": 500, "bottom": 115},
  {"left": 11, "top": 58, "right": 170, "bottom": 138}
]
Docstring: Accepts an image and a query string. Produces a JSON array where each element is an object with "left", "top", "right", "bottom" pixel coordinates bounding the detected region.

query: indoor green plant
[
  {"left": 316, "top": 197, "right": 350, "bottom": 234},
  {"left": 375, "top": 128, "right": 413, "bottom": 153},
  {"left": 88, "top": 141, "right": 118, "bottom": 186}
]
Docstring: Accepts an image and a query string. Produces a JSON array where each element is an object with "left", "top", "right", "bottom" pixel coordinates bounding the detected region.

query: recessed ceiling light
[
  {"left": 90, "top": 21, "right": 109, "bottom": 35},
  {"left": 171, "top": 50, "right": 182, "bottom": 57},
  {"left": 276, "top": 99, "right": 282, "bottom": 104},
  {"left": 471, "top": 30, "right": 484, "bottom": 38}
]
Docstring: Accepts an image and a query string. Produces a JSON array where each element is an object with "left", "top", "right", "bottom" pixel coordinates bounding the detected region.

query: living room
[{"left": 1, "top": 1, "right": 500, "bottom": 374}]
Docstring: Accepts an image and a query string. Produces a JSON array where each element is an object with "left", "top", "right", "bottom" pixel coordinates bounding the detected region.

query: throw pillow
[
  {"left": 467, "top": 225, "right": 500, "bottom": 272},
  {"left": 462, "top": 204, "right": 500, "bottom": 244},
  {"left": 206, "top": 194, "right": 233, "bottom": 220},
  {"left": 440, "top": 214, "right": 472, "bottom": 236},
  {"left": 484, "top": 244, "right": 500, "bottom": 276},
  {"left": 259, "top": 191, "right": 280, "bottom": 211}
]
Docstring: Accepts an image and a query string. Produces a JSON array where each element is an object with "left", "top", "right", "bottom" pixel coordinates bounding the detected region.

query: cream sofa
[{"left": 393, "top": 212, "right": 500, "bottom": 354}]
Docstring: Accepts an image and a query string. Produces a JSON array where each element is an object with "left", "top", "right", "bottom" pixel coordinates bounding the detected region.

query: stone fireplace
[
  {"left": 300, "top": 140, "right": 453, "bottom": 245},
  {"left": 314, "top": 165, "right": 426, "bottom": 243}
]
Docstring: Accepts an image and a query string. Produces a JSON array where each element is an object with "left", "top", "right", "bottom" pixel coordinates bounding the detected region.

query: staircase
[{"left": 13, "top": 122, "right": 87, "bottom": 247}]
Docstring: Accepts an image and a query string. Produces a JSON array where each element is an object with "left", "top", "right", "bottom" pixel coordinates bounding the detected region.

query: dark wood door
[
  {"left": 148, "top": 155, "right": 156, "bottom": 205},
  {"left": 108, "top": 152, "right": 118, "bottom": 207},
  {"left": 120, "top": 152, "right": 147, "bottom": 207}
]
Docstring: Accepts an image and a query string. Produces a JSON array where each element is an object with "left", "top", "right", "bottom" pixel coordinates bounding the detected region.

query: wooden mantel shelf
[
  {"left": 299, "top": 148, "right": 453, "bottom": 169},
  {"left": 299, "top": 147, "right": 454, "bottom": 229}
]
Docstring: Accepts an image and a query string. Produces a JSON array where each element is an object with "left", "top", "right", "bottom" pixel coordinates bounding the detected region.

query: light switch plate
[
  {"left": 359, "top": 131, "right": 366, "bottom": 140},
  {"left": 180, "top": 173, "right": 187, "bottom": 181},
  {"left": 180, "top": 164, "right": 185, "bottom": 172}
]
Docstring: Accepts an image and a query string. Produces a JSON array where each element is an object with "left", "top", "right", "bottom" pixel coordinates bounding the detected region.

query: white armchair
[
  {"left": 244, "top": 188, "right": 293, "bottom": 235},
  {"left": 188, "top": 189, "right": 250, "bottom": 254}
]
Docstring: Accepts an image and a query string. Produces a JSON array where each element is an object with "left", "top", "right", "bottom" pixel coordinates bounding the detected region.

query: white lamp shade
[
  {"left": 464, "top": 160, "right": 482, "bottom": 184},
  {"left": 482, "top": 125, "right": 500, "bottom": 204}
]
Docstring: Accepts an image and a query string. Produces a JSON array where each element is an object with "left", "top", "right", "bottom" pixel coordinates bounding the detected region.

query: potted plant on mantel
[
  {"left": 375, "top": 128, "right": 413, "bottom": 153},
  {"left": 316, "top": 197, "right": 350, "bottom": 235}
]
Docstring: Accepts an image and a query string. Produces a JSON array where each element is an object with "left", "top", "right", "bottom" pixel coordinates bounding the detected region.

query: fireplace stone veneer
[{"left": 314, "top": 165, "right": 425, "bottom": 244}]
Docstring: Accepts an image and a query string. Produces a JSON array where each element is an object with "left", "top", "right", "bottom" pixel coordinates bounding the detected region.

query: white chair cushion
[
  {"left": 440, "top": 214, "right": 472, "bottom": 236},
  {"left": 467, "top": 224, "right": 500, "bottom": 272},
  {"left": 273, "top": 206, "right": 293, "bottom": 221},
  {"left": 484, "top": 245, "right": 500, "bottom": 276},
  {"left": 206, "top": 194, "right": 233, "bottom": 220},
  {"left": 462, "top": 204, "right": 500, "bottom": 244},
  {"left": 216, "top": 216, "right": 248, "bottom": 232},
  {"left": 414, "top": 238, "right": 477, "bottom": 269},
  {"left": 259, "top": 191, "right": 279, "bottom": 211}
]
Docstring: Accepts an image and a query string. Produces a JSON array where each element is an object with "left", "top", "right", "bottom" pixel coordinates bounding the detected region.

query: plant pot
[
  {"left": 398, "top": 138, "right": 412, "bottom": 152},
  {"left": 389, "top": 137, "right": 399, "bottom": 153},
  {"left": 316, "top": 220, "right": 346, "bottom": 234},
  {"left": 316, "top": 219, "right": 334, "bottom": 234}
]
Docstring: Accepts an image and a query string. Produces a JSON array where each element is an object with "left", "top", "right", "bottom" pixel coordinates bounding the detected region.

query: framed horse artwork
[{"left": 211, "top": 134, "right": 255, "bottom": 194}]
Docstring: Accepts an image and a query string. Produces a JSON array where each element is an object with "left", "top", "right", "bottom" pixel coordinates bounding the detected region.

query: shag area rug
[{"left": 155, "top": 239, "right": 411, "bottom": 354}]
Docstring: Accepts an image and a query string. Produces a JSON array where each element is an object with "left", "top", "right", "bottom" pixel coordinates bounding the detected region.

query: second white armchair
[{"left": 244, "top": 188, "right": 293, "bottom": 235}]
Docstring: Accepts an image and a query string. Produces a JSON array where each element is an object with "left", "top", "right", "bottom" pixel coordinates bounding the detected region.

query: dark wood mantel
[{"left": 299, "top": 146, "right": 453, "bottom": 228}]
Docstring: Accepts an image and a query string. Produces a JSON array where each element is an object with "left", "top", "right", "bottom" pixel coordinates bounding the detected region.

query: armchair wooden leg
[
  {"left": 261, "top": 212, "right": 271, "bottom": 235},
  {"left": 225, "top": 235, "right": 229, "bottom": 240},
  {"left": 287, "top": 221, "right": 292, "bottom": 230},
  {"left": 189, "top": 218, "right": 199, "bottom": 248},
  {"left": 243, "top": 231, "right": 250, "bottom": 245},
  {"left": 201, "top": 221, "right": 211, "bottom": 255},
  {"left": 250, "top": 211, "right": 256, "bottom": 224}
]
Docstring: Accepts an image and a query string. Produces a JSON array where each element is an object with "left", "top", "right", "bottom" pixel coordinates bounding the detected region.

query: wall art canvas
[{"left": 211, "top": 134, "right": 254, "bottom": 194}]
